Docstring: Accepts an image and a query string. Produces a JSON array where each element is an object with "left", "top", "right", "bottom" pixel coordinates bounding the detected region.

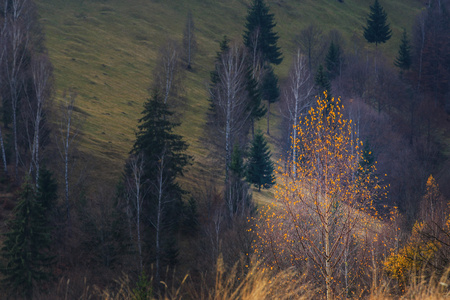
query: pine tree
[
  {"left": 243, "top": 0, "right": 283, "bottom": 66},
  {"left": 247, "top": 131, "right": 274, "bottom": 191},
  {"left": 394, "top": 29, "right": 412, "bottom": 74},
  {"left": 325, "top": 41, "right": 341, "bottom": 80},
  {"left": 1, "top": 178, "right": 54, "bottom": 299},
  {"left": 363, "top": 0, "right": 392, "bottom": 47}
]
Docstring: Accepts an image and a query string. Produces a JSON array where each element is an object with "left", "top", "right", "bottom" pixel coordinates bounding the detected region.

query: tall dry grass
[{"left": 54, "top": 260, "right": 450, "bottom": 299}]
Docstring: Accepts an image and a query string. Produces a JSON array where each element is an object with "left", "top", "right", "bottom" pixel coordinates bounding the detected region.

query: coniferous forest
[{"left": 0, "top": 0, "right": 450, "bottom": 299}]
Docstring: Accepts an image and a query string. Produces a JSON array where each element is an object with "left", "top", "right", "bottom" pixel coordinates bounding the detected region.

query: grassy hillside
[{"left": 36, "top": 0, "right": 423, "bottom": 191}]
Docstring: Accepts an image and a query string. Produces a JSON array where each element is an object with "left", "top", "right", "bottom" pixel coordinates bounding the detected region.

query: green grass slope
[{"left": 36, "top": 0, "right": 423, "bottom": 190}]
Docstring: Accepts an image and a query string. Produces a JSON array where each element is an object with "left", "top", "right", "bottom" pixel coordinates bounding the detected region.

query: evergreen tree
[
  {"left": 230, "top": 142, "right": 245, "bottom": 178},
  {"left": 363, "top": 0, "right": 392, "bottom": 47},
  {"left": 246, "top": 66, "right": 266, "bottom": 136},
  {"left": 228, "top": 143, "right": 252, "bottom": 216},
  {"left": 36, "top": 167, "right": 58, "bottom": 213},
  {"left": 261, "top": 66, "right": 280, "bottom": 135},
  {"left": 315, "top": 65, "right": 332, "bottom": 99},
  {"left": 132, "top": 89, "right": 190, "bottom": 283},
  {"left": 394, "top": 29, "right": 412, "bottom": 74},
  {"left": 243, "top": 0, "right": 283, "bottom": 66},
  {"left": 325, "top": 41, "right": 341, "bottom": 80},
  {"left": 133, "top": 90, "right": 190, "bottom": 192},
  {"left": 1, "top": 178, "right": 54, "bottom": 299},
  {"left": 247, "top": 132, "right": 274, "bottom": 191}
]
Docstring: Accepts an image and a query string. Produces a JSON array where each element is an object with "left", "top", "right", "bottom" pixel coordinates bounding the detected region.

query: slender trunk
[
  {"left": 266, "top": 101, "right": 270, "bottom": 135},
  {"left": 0, "top": 125, "right": 7, "bottom": 175},
  {"left": 325, "top": 225, "right": 332, "bottom": 300},
  {"left": 155, "top": 152, "right": 165, "bottom": 288},
  {"left": 135, "top": 174, "right": 143, "bottom": 273},
  {"left": 12, "top": 94, "right": 18, "bottom": 179},
  {"left": 65, "top": 110, "right": 71, "bottom": 229}
]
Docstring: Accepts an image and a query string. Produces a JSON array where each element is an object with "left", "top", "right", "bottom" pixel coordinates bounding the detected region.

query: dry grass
[{"left": 46, "top": 260, "right": 450, "bottom": 299}]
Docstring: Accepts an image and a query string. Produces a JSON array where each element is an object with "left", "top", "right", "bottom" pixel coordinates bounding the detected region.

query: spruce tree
[
  {"left": 315, "top": 65, "right": 332, "bottom": 99},
  {"left": 246, "top": 66, "right": 266, "bottom": 136},
  {"left": 261, "top": 66, "right": 280, "bottom": 135},
  {"left": 247, "top": 132, "right": 274, "bottom": 191},
  {"left": 229, "top": 143, "right": 252, "bottom": 215},
  {"left": 132, "top": 89, "right": 190, "bottom": 282},
  {"left": 363, "top": 0, "right": 392, "bottom": 47},
  {"left": 325, "top": 41, "right": 341, "bottom": 80},
  {"left": 394, "top": 29, "right": 412, "bottom": 74},
  {"left": 243, "top": 0, "right": 283, "bottom": 66},
  {"left": 1, "top": 178, "right": 54, "bottom": 299}
]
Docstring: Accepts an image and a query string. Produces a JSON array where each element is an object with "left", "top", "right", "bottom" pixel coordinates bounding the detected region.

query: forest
[{"left": 0, "top": 0, "right": 449, "bottom": 299}]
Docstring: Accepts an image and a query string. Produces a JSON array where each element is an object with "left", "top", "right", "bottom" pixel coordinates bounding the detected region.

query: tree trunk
[
  {"left": 0, "top": 125, "right": 7, "bottom": 175},
  {"left": 267, "top": 101, "right": 271, "bottom": 135}
]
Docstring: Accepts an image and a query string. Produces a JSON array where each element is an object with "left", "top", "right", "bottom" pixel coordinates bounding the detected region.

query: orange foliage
[{"left": 254, "top": 93, "right": 389, "bottom": 298}]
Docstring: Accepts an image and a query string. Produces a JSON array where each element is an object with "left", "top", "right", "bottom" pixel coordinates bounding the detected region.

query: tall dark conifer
[
  {"left": 325, "top": 41, "right": 341, "bottom": 80},
  {"left": 1, "top": 178, "right": 54, "bottom": 299},
  {"left": 394, "top": 29, "right": 412, "bottom": 74},
  {"left": 363, "top": 0, "right": 392, "bottom": 47},
  {"left": 247, "top": 131, "right": 274, "bottom": 191},
  {"left": 315, "top": 65, "right": 331, "bottom": 99},
  {"left": 261, "top": 66, "right": 279, "bottom": 135},
  {"left": 243, "top": 0, "right": 283, "bottom": 66},
  {"left": 132, "top": 90, "right": 190, "bottom": 283}
]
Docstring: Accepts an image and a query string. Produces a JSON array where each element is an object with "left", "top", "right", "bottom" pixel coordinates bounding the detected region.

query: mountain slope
[{"left": 36, "top": 0, "right": 423, "bottom": 188}]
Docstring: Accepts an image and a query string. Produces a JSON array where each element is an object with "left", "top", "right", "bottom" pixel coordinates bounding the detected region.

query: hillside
[{"left": 36, "top": 0, "right": 423, "bottom": 190}]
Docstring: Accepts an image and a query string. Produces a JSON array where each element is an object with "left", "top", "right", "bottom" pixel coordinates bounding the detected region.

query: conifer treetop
[
  {"left": 363, "top": 0, "right": 392, "bottom": 46},
  {"left": 243, "top": 0, "right": 283, "bottom": 65}
]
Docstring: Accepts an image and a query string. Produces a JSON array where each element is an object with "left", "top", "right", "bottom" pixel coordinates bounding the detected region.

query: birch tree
[
  {"left": 208, "top": 42, "right": 252, "bottom": 217},
  {"left": 255, "top": 95, "right": 385, "bottom": 299},
  {"left": 153, "top": 39, "right": 182, "bottom": 106},
  {"left": 1, "top": 0, "right": 31, "bottom": 178},
  {"left": 132, "top": 90, "right": 190, "bottom": 289},
  {"left": 28, "top": 54, "right": 52, "bottom": 186},
  {"left": 125, "top": 153, "right": 146, "bottom": 273},
  {"left": 280, "top": 51, "right": 313, "bottom": 175},
  {"left": 58, "top": 91, "right": 78, "bottom": 229}
]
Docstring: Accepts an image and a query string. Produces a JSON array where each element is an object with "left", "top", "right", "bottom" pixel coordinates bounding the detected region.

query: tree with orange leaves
[{"left": 254, "top": 93, "right": 385, "bottom": 299}]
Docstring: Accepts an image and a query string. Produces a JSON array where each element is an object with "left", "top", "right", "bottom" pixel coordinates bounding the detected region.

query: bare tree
[
  {"left": 280, "top": 50, "right": 314, "bottom": 175},
  {"left": 1, "top": 0, "right": 31, "bottom": 179},
  {"left": 296, "top": 24, "right": 326, "bottom": 73},
  {"left": 208, "top": 42, "right": 252, "bottom": 217},
  {"left": 182, "top": 10, "right": 197, "bottom": 70},
  {"left": 58, "top": 91, "right": 78, "bottom": 229},
  {"left": 153, "top": 39, "right": 182, "bottom": 106},
  {"left": 148, "top": 146, "right": 170, "bottom": 288},
  {"left": 125, "top": 153, "right": 146, "bottom": 273},
  {"left": 28, "top": 54, "right": 52, "bottom": 186}
]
